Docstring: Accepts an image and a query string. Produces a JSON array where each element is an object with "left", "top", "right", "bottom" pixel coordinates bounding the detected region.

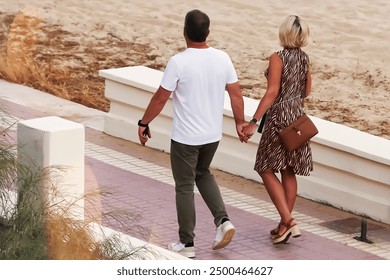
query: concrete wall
[{"left": 99, "top": 66, "right": 390, "bottom": 225}]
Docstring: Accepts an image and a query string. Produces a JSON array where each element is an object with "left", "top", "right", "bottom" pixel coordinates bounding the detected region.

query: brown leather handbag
[{"left": 278, "top": 114, "right": 318, "bottom": 152}]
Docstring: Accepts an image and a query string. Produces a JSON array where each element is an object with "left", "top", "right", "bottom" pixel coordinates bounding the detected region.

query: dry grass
[
  {"left": 0, "top": 11, "right": 164, "bottom": 112},
  {"left": 45, "top": 215, "right": 108, "bottom": 259}
]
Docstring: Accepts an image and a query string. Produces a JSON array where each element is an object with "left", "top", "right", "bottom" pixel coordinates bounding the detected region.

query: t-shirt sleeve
[
  {"left": 225, "top": 54, "right": 238, "bottom": 85},
  {"left": 160, "top": 57, "right": 179, "bottom": 91}
]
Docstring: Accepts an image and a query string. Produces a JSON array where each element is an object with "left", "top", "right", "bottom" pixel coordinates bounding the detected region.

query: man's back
[{"left": 161, "top": 47, "right": 238, "bottom": 145}]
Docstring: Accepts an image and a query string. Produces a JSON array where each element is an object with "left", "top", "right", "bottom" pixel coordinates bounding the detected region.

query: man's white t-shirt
[{"left": 160, "top": 47, "right": 238, "bottom": 145}]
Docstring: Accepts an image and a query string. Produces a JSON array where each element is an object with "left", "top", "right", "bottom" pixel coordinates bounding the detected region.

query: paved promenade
[{"left": 1, "top": 81, "right": 389, "bottom": 260}]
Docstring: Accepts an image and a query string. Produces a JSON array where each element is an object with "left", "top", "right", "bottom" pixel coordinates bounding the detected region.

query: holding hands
[
  {"left": 242, "top": 122, "right": 257, "bottom": 142},
  {"left": 236, "top": 121, "right": 258, "bottom": 143}
]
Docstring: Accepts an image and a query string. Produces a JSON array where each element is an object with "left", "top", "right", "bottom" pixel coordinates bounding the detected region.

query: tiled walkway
[{"left": 1, "top": 95, "right": 390, "bottom": 260}]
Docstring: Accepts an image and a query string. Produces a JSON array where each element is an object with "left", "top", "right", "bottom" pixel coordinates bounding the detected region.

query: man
[{"left": 138, "top": 9, "right": 246, "bottom": 258}]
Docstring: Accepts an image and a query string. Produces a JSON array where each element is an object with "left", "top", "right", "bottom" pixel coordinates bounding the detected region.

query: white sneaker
[
  {"left": 212, "top": 221, "right": 236, "bottom": 250},
  {"left": 168, "top": 242, "right": 195, "bottom": 258}
]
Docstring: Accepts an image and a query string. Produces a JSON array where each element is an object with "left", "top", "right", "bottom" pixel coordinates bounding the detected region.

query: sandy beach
[{"left": 0, "top": 0, "right": 389, "bottom": 139}]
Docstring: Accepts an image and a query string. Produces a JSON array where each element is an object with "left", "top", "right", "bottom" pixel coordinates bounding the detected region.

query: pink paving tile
[{"left": 84, "top": 154, "right": 386, "bottom": 260}]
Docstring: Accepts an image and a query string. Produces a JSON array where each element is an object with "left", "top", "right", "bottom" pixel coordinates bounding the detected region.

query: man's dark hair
[{"left": 184, "top": 9, "right": 210, "bottom": 42}]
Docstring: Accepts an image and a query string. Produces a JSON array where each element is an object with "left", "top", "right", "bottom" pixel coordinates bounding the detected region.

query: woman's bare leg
[
  {"left": 280, "top": 167, "right": 297, "bottom": 213},
  {"left": 260, "top": 171, "right": 292, "bottom": 224}
]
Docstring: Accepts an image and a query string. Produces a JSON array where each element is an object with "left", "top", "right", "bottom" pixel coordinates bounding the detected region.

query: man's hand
[
  {"left": 138, "top": 126, "right": 151, "bottom": 146},
  {"left": 236, "top": 121, "right": 250, "bottom": 143}
]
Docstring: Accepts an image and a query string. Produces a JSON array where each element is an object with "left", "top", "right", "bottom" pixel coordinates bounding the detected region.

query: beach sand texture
[{"left": 0, "top": 0, "right": 389, "bottom": 139}]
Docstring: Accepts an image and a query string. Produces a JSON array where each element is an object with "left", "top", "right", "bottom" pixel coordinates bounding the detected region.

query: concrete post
[{"left": 17, "top": 116, "right": 85, "bottom": 220}]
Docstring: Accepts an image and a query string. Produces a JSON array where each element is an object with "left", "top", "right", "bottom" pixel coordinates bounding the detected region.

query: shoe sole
[
  {"left": 212, "top": 228, "right": 236, "bottom": 250},
  {"left": 272, "top": 231, "right": 301, "bottom": 240},
  {"left": 272, "top": 225, "right": 301, "bottom": 244},
  {"left": 273, "top": 232, "right": 292, "bottom": 244},
  {"left": 167, "top": 244, "right": 196, "bottom": 258},
  {"left": 180, "top": 251, "right": 196, "bottom": 258}
]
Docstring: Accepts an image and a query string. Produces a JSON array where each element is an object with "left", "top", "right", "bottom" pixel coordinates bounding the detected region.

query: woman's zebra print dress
[{"left": 254, "top": 48, "right": 313, "bottom": 176}]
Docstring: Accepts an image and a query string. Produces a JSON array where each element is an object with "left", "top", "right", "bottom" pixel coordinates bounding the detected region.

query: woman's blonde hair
[{"left": 279, "top": 15, "right": 310, "bottom": 48}]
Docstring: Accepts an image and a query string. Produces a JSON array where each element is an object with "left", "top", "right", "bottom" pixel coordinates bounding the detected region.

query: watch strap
[{"left": 138, "top": 120, "right": 149, "bottom": 127}]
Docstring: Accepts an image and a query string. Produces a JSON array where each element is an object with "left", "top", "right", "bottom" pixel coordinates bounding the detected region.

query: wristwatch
[
  {"left": 138, "top": 120, "right": 149, "bottom": 127},
  {"left": 250, "top": 118, "right": 258, "bottom": 125}
]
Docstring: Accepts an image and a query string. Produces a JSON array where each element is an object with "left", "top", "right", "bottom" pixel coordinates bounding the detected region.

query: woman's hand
[{"left": 242, "top": 122, "right": 257, "bottom": 142}]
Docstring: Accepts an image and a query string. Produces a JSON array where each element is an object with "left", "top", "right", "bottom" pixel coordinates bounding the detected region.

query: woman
[{"left": 243, "top": 15, "right": 312, "bottom": 244}]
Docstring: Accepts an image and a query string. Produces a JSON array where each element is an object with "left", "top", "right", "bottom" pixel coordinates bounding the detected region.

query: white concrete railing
[{"left": 99, "top": 65, "right": 390, "bottom": 225}]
